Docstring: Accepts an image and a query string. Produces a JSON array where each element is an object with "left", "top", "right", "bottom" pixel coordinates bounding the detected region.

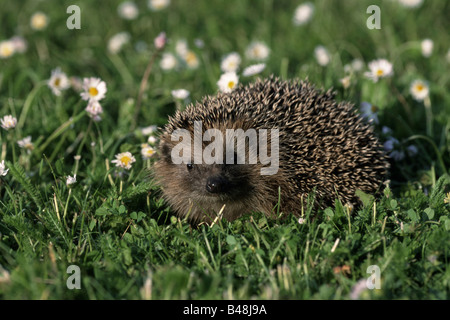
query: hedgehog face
[
  {"left": 154, "top": 138, "right": 262, "bottom": 223},
  {"left": 178, "top": 162, "right": 254, "bottom": 201}
]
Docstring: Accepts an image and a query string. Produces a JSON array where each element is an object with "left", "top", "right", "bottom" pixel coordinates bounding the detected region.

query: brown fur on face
[{"left": 153, "top": 77, "right": 389, "bottom": 224}]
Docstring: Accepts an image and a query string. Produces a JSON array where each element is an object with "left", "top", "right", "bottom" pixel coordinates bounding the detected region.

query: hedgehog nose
[{"left": 206, "top": 176, "right": 229, "bottom": 194}]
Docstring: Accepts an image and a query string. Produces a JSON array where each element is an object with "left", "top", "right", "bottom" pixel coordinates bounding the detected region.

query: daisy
[
  {"left": 1, "top": 115, "right": 17, "bottom": 130},
  {"left": 0, "top": 160, "right": 8, "bottom": 176},
  {"left": 409, "top": 80, "right": 429, "bottom": 101},
  {"left": 47, "top": 68, "right": 70, "bottom": 96},
  {"left": 314, "top": 45, "right": 331, "bottom": 66},
  {"left": 85, "top": 100, "right": 104, "bottom": 120},
  {"left": 0, "top": 40, "right": 15, "bottom": 59},
  {"left": 10, "top": 36, "right": 27, "bottom": 54},
  {"left": 80, "top": 77, "right": 107, "bottom": 102},
  {"left": 154, "top": 32, "right": 167, "bottom": 50},
  {"left": 111, "top": 152, "right": 136, "bottom": 170},
  {"left": 245, "top": 41, "right": 270, "bottom": 61},
  {"left": 30, "top": 12, "right": 48, "bottom": 31},
  {"left": 397, "top": 0, "right": 423, "bottom": 8},
  {"left": 242, "top": 63, "right": 266, "bottom": 77},
  {"left": 17, "top": 136, "right": 34, "bottom": 153},
  {"left": 340, "top": 75, "right": 351, "bottom": 89},
  {"left": 148, "top": 135, "right": 157, "bottom": 145},
  {"left": 360, "top": 102, "right": 379, "bottom": 124},
  {"left": 141, "top": 125, "right": 158, "bottom": 135},
  {"left": 148, "top": 0, "right": 170, "bottom": 11},
  {"left": 118, "top": 1, "right": 139, "bottom": 20},
  {"left": 66, "top": 174, "right": 77, "bottom": 186},
  {"left": 364, "top": 59, "right": 393, "bottom": 82},
  {"left": 293, "top": 2, "right": 314, "bottom": 26},
  {"left": 344, "top": 58, "right": 364, "bottom": 73},
  {"left": 141, "top": 144, "right": 156, "bottom": 159},
  {"left": 421, "top": 39, "right": 433, "bottom": 58},
  {"left": 107, "top": 32, "right": 130, "bottom": 54},
  {"left": 220, "top": 52, "right": 241, "bottom": 73},
  {"left": 175, "top": 39, "right": 189, "bottom": 57},
  {"left": 171, "top": 89, "right": 190, "bottom": 100},
  {"left": 160, "top": 53, "right": 178, "bottom": 71},
  {"left": 217, "top": 72, "right": 239, "bottom": 93},
  {"left": 183, "top": 50, "right": 200, "bottom": 69}
]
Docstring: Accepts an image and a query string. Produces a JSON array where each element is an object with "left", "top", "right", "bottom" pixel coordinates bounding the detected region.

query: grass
[{"left": 0, "top": 0, "right": 449, "bottom": 300}]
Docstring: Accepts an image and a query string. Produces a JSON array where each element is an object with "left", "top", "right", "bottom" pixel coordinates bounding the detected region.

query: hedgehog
[{"left": 153, "top": 77, "right": 389, "bottom": 224}]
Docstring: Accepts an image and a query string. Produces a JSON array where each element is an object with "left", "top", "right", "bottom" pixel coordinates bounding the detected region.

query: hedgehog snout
[{"left": 205, "top": 175, "right": 230, "bottom": 194}]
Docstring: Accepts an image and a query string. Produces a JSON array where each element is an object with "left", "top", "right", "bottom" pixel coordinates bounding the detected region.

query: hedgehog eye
[{"left": 187, "top": 163, "right": 194, "bottom": 170}]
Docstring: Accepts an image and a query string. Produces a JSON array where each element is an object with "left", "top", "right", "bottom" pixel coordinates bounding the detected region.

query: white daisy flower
[
  {"left": 220, "top": 52, "right": 241, "bottom": 73},
  {"left": 421, "top": 39, "right": 433, "bottom": 58},
  {"left": 10, "top": 36, "right": 27, "bottom": 54},
  {"left": 30, "top": 12, "right": 48, "bottom": 31},
  {"left": 0, "top": 160, "right": 8, "bottom": 177},
  {"left": 66, "top": 174, "right": 77, "bottom": 186},
  {"left": 111, "top": 151, "right": 136, "bottom": 170},
  {"left": 293, "top": 2, "right": 314, "bottom": 26},
  {"left": 314, "top": 45, "right": 331, "bottom": 66},
  {"left": 0, "top": 40, "right": 15, "bottom": 59},
  {"left": 141, "top": 125, "right": 158, "bottom": 136},
  {"left": 141, "top": 144, "right": 156, "bottom": 159},
  {"left": 80, "top": 77, "right": 107, "bottom": 102},
  {"left": 397, "top": 0, "right": 423, "bottom": 8},
  {"left": 364, "top": 59, "right": 393, "bottom": 82},
  {"left": 118, "top": 1, "right": 139, "bottom": 20},
  {"left": 217, "top": 72, "right": 239, "bottom": 93},
  {"left": 171, "top": 89, "right": 190, "bottom": 100},
  {"left": 245, "top": 41, "right": 270, "bottom": 61},
  {"left": 107, "top": 32, "right": 130, "bottom": 54},
  {"left": 148, "top": 0, "right": 170, "bottom": 11},
  {"left": 344, "top": 58, "right": 364, "bottom": 73},
  {"left": 17, "top": 136, "right": 34, "bottom": 153},
  {"left": 298, "top": 217, "right": 306, "bottom": 224},
  {"left": 1, "top": 115, "right": 17, "bottom": 130},
  {"left": 175, "top": 39, "right": 189, "bottom": 57},
  {"left": 340, "top": 76, "right": 351, "bottom": 89},
  {"left": 85, "top": 100, "right": 104, "bottom": 120},
  {"left": 47, "top": 68, "right": 70, "bottom": 96},
  {"left": 148, "top": 135, "right": 158, "bottom": 145},
  {"left": 242, "top": 63, "right": 266, "bottom": 77},
  {"left": 183, "top": 50, "right": 200, "bottom": 69},
  {"left": 154, "top": 32, "right": 167, "bottom": 50},
  {"left": 409, "top": 80, "right": 429, "bottom": 101},
  {"left": 360, "top": 102, "right": 379, "bottom": 124},
  {"left": 160, "top": 53, "right": 178, "bottom": 71}
]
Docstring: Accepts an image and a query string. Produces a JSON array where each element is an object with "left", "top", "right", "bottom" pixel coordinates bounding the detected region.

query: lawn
[{"left": 0, "top": 0, "right": 449, "bottom": 301}]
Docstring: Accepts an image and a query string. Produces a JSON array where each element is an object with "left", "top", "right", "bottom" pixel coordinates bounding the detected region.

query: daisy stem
[
  {"left": 424, "top": 96, "right": 433, "bottom": 137},
  {"left": 133, "top": 49, "right": 162, "bottom": 130}
]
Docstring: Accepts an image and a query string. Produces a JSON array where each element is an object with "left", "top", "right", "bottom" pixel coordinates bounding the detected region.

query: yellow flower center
[
  {"left": 89, "top": 87, "right": 99, "bottom": 97},
  {"left": 227, "top": 81, "right": 235, "bottom": 89},
  {"left": 120, "top": 155, "right": 131, "bottom": 166},
  {"left": 416, "top": 84, "right": 424, "bottom": 91},
  {"left": 0, "top": 44, "right": 13, "bottom": 57},
  {"left": 54, "top": 78, "right": 61, "bottom": 87},
  {"left": 376, "top": 69, "right": 384, "bottom": 76},
  {"left": 371, "top": 105, "right": 378, "bottom": 113}
]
